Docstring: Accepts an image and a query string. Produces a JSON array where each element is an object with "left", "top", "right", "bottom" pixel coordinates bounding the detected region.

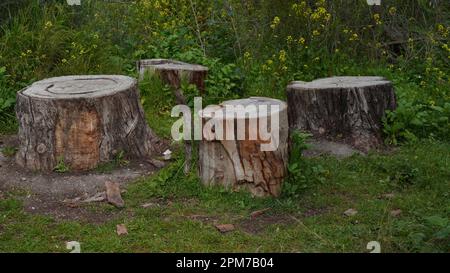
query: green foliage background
[
  {"left": 0, "top": 0, "right": 448, "bottom": 141},
  {"left": 0, "top": 0, "right": 449, "bottom": 253}
]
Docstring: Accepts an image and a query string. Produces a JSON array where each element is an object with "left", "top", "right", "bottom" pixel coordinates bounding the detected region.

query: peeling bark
[
  {"left": 198, "top": 97, "right": 289, "bottom": 197},
  {"left": 15, "top": 75, "right": 163, "bottom": 172},
  {"left": 287, "top": 76, "right": 397, "bottom": 152}
]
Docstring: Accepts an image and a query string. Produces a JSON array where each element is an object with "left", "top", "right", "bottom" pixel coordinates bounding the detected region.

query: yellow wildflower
[
  {"left": 286, "top": 36, "right": 294, "bottom": 44},
  {"left": 389, "top": 7, "right": 397, "bottom": 15},
  {"left": 44, "top": 21, "right": 53, "bottom": 29},
  {"left": 279, "top": 50, "right": 287, "bottom": 63},
  {"left": 373, "top": 14, "right": 382, "bottom": 25},
  {"left": 270, "top": 16, "right": 281, "bottom": 30},
  {"left": 349, "top": 33, "right": 359, "bottom": 41},
  {"left": 298, "top": 37, "right": 306, "bottom": 45}
]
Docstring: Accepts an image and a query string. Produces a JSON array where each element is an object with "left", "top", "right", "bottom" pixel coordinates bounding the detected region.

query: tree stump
[
  {"left": 287, "top": 76, "right": 397, "bottom": 151},
  {"left": 137, "top": 58, "right": 208, "bottom": 174},
  {"left": 15, "top": 75, "right": 163, "bottom": 172},
  {"left": 198, "top": 97, "right": 289, "bottom": 197},
  {"left": 137, "top": 58, "right": 208, "bottom": 104}
]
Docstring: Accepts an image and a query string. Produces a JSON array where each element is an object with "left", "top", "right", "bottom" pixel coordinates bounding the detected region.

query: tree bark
[
  {"left": 287, "top": 76, "right": 397, "bottom": 152},
  {"left": 15, "top": 75, "right": 164, "bottom": 172},
  {"left": 198, "top": 97, "right": 289, "bottom": 197},
  {"left": 137, "top": 59, "right": 208, "bottom": 174}
]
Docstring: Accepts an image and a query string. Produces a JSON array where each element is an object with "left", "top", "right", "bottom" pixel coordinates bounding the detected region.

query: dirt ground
[{"left": 0, "top": 134, "right": 160, "bottom": 222}]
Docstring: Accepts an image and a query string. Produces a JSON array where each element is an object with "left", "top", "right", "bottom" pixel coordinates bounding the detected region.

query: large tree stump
[
  {"left": 198, "top": 97, "right": 289, "bottom": 197},
  {"left": 15, "top": 75, "right": 163, "bottom": 172},
  {"left": 287, "top": 76, "right": 397, "bottom": 151},
  {"left": 137, "top": 58, "right": 208, "bottom": 174}
]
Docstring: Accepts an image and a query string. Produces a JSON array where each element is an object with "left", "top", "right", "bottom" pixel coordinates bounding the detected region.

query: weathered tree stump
[
  {"left": 287, "top": 76, "right": 397, "bottom": 151},
  {"left": 16, "top": 75, "right": 163, "bottom": 172},
  {"left": 137, "top": 58, "right": 208, "bottom": 174},
  {"left": 137, "top": 58, "right": 208, "bottom": 104},
  {"left": 198, "top": 97, "right": 289, "bottom": 197}
]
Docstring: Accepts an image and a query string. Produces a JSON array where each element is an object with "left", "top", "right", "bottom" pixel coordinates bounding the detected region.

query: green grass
[
  {"left": 0, "top": 146, "right": 17, "bottom": 157},
  {"left": 1, "top": 140, "right": 448, "bottom": 253}
]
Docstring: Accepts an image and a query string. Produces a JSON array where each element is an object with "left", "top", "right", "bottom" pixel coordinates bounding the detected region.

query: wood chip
[
  {"left": 141, "top": 202, "right": 159, "bottom": 208},
  {"left": 250, "top": 208, "right": 271, "bottom": 219},
  {"left": 82, "top": 192, "right": 106, "bottom": 203},
  {"left": 105, "top": 181, "right": 124, "bottom": 208},
  {"left": 344, "top": 208, "right": 358, "bottom": 217},
  {"left": 116, "top": 224, "right": 128, "bottom": 236},
  {"left": 215, "top": 224, "right": 235, "bottom": 233}
]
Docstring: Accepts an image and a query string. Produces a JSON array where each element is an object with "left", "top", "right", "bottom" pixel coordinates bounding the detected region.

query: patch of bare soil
[
  {"left": 22, "top": 194, "right": 134, "bottom": 224},
  {"left": 302, "top": 207, "right": 329, "bottom": 217},
  {"left": 141, "top": 197, "right": 174, "bottom": 209},
  {"left": 303, "top": 139, "right": 363, "bottom": 158},
  {"left": 187, "top": 214, "right": 220, "bottom": 224},
  {"left": 0, "top": 134, "right": 162, "bottom": 223},
  {"left": 303, "top": 138, "right": 396, "bottom": 159},
  {"left": 238, "top": 213, "right": 295, "bottom": 234}
]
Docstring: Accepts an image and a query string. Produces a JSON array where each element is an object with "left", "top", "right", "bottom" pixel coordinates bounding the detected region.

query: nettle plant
[{"left": 283, "top": 131, "right": 328, "bottom": 198}]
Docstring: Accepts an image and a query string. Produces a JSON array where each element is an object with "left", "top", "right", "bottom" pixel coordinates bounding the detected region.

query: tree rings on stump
[{"left": 15, "top": 75, "right": 163, "bottom": 172}]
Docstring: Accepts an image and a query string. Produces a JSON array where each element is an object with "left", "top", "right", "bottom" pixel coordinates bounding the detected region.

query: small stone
[
  {"left": 116, "top": 224, "right": 128, "bottom": 236},
  {"left": 215, "top": 224, "right": 235, "bottom": 233},
  {"left": 105, "top": 181, "right": 124, "bottom": 208},
  {"left": 391, "top": 209, "right": 402, "bottom": 217},
  {"left": 344, "top": 209, "right": 358, "bottom": 217}
]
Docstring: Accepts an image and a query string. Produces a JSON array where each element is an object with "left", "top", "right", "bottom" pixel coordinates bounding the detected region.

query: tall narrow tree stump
[
  {"left": 15, "top": 75, "right": 163, "bottom": 172},
  {"left": 198, "top": 97, "right": 289, "bottom": 197},
  {"left": 287, "top": 76, "right": 397, "bottom": 151},
  {"left": 137, "top": 58, "right": 208, "bottom": 104},
  {"left": 137, "top": 58, "right": 208, "bottom": 174}
]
